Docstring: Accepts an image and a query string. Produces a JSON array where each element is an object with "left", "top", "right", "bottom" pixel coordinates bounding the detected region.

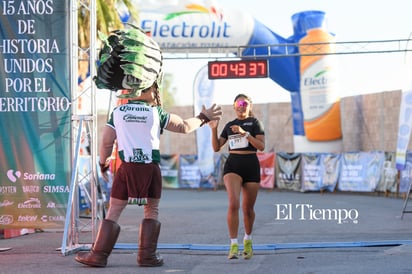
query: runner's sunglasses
[{"left": 234, "top": 100, "right": 249, "bottom": 108}]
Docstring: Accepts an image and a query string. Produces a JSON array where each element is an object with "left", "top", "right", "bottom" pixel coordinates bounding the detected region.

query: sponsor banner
[
  {"left": 0, "top": 1, "right": 71, "bottom": 228},
  {"left": 286, "top": 152, "right": 340, "bottom": 192},
  {"left": 338, "top": 151, "right": 384, "bottom": 192},
  {"left": 257, "top": 152, "right": 275, "bottom": 189},
  {"left": 399, "top": 152, "right": 412, "bottom": 193},
  {"left": 160, "top": 154, "right": 179, "bottom": 189},
  {"left": 179, "top": 154, "right": 201, "bottom": 188},
  {"left": 395, "top": 90, "right": 412, "bottom": 170},
  {"left": 214, "top": 153, "right": 228, "bottom": 189},
  {"left": 157, "top": 152, "right": 396, "bottom": 193},
  {"left": 275, "top": 153, "right": 302, "bottom": 191},
  {"left": 376, "top": 152, "right": 398, "bottom": 193},
  {"left": 199, "top": 153, "right": 224, "bottom": 189},
  {"left": 320, "top": 153, "right": 341, "bottom": 192},
  {"left": 138, "top": 3, "right": 255, "bottom": 51},
  {"left": 301, "top": 153, "right": 322, "bottom": 192}
]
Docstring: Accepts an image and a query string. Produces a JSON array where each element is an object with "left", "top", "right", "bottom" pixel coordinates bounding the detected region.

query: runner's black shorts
[{"left": 223, "top": 153, "right": 260, "bottom": 184}]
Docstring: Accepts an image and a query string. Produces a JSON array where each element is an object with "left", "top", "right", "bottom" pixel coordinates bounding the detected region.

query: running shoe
[
  {"left": 242, "top": 239, "right": 253, "bottom": 259},
  {"left": 228, "top": 243, "right": 239, "bottom": 259}
]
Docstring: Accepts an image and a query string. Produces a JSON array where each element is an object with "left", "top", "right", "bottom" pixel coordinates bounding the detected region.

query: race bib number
[{"left": 228, "top": 134, "right": 248, "bottom": 149}]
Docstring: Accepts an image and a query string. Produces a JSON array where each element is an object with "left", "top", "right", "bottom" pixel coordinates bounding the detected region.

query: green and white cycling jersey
[{"left": 107, "top": 100, "right": 170, "bottom": 163}]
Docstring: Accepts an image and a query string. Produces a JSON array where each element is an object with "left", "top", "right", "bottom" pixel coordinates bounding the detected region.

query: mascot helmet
[{"left": 94, "top": 24, "right": 163, "bottom": 98}]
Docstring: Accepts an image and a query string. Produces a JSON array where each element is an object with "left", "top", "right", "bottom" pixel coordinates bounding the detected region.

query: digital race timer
[{"left": 208, "top": 59, "right": 268, "bottom": 79}]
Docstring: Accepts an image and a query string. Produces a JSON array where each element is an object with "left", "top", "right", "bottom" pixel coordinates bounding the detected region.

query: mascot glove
[{"left": 198, "top": 104, "right": 222, "bottom": 126}]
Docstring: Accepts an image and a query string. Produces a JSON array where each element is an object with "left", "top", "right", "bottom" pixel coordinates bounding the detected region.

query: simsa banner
[{"left": 0, "top": 1, "right": 71, "bottom": 228}]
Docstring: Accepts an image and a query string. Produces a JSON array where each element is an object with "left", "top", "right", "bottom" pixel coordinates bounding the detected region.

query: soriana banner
[{"left": 0, "top": 1, "right": 71, "bottom": 228}]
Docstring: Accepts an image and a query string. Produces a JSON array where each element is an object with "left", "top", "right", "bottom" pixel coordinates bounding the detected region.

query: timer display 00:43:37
[{"left": 208, "top": 60, "right": 268, "bottom": 79}]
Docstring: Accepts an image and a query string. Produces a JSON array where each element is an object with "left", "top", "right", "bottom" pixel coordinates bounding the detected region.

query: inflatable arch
[{"left": 121, "top": 1, "right": 343, "bottom": 152}]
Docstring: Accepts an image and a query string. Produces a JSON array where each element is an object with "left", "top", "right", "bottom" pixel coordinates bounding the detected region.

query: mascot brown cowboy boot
[
  {"left": 75, "top": 219, "right": 120, "bottom": 267},
  {"left": 137, "top": 218, "right": 164, "bottom": 267}
]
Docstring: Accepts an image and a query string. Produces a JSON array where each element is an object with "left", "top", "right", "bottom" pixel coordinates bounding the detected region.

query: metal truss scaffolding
[
  {"left": 162, "top": 38, "right": 412, "bottom": 60},
  {"left": 61, "top": 0, "right": 99, "bottom": 256}
]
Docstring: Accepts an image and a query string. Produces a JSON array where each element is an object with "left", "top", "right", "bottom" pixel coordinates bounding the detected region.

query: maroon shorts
[{"left": 110, "top": 162, "right": 162, "bottom": 200}]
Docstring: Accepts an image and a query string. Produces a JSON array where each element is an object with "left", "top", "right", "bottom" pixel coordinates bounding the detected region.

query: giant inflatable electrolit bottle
[{"left": 291, "top": 10, "right": 343, "bottom": 152}]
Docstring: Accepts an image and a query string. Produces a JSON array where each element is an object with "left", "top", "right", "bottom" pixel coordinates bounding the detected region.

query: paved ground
[{"left": 1, "top": 189, "right": 412, "bottom": 274}]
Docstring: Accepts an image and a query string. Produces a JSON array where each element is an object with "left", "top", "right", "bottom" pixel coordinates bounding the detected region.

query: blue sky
[
  {"left": 222, "top": 0, "right": 412, "bottom": 41},
  {"left": 159, "top": 0, "right": 412, "bottom": 106}
]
